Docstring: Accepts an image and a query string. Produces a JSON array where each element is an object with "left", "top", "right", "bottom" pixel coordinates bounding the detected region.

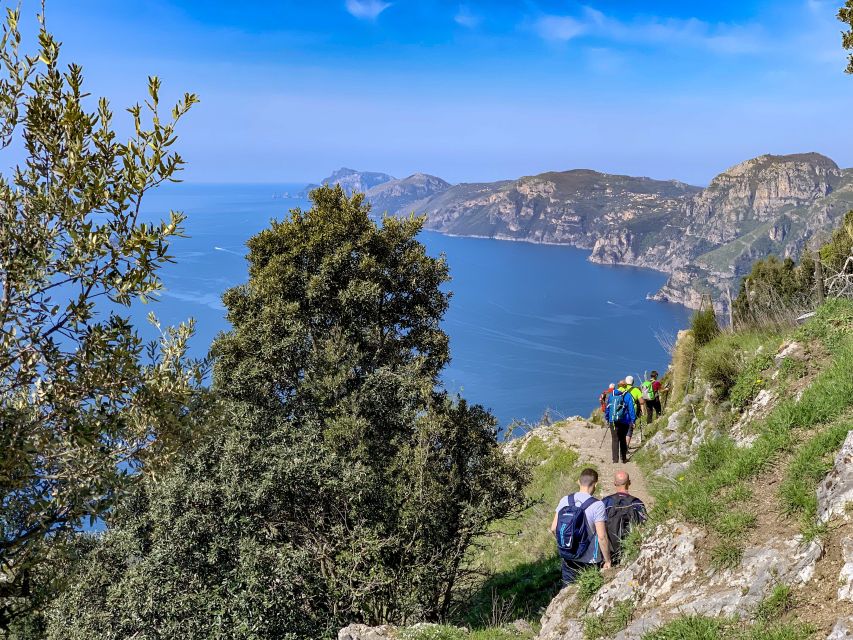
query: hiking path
[{"left": 545, "top": 419, "right": 653, "bottom": 506}]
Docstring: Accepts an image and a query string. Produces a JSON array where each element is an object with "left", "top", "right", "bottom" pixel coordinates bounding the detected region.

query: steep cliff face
[
  {"left": 310, "top": 155, "right": 853, "bottom": 310},
  {"left": 304, "top": 168, "right": 396, "bottom": 196},
  {"left": 393, "top": 153, "right": 853, "bottom": 310},
  {"left": 649, "top": 156, "right": 853, "bottom": 308},
  {"left": 406, "top": 170, "right": 696, "bottom": 248},
  {"left": 364, "top": 173, "right": 451, "bottom": 215}
]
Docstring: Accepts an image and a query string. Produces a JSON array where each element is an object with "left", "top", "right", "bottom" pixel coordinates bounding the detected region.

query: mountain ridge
[{"left": 307, "top": 154, "right": 853, "bottom": 311}]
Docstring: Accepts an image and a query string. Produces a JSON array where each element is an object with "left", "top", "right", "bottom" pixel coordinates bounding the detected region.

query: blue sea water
[{"left": 137, "top": 183, "right": 691, "bottom": 431}]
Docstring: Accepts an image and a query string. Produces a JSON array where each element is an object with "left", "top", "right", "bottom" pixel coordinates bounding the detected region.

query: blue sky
[{"left": 37, "top": 0, "right": 853, "bottom": 184}]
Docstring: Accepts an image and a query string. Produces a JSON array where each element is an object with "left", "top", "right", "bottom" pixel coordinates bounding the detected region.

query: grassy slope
[
  {"left": 403, "top": 301, "right": 853, "bottom": 640},
  {"left": 461, "top": 436, "right": 584, "bottom": 629},
  {"left": 628, "top": 300, "right": 853, "bottom": 638}
]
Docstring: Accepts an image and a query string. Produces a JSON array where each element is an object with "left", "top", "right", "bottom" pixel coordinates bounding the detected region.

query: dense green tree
[
  {"left": 841, "top": 1, "right": 853, "bottom": 73},
  {"left": 690, "top": 298, "right": 720, "bottom": 346},
  {"left": 45, "top": 187, "right": 529, "bottom": 639},
  {"left": 732, "top": 211, "right": 853, "bottom": 326},
  {"left": 732, "top": 255, "right": 815, "bottom": 326},
  {"left": 0, "top": 8, "right": 203, "bottom": 630},
  {"left": 820, "top": 210, "right": 853, "bottom": 274}
]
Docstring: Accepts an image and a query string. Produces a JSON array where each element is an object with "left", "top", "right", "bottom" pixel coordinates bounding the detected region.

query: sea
[{"left": 137, "top": 183, "right": 691, "bottom": 433}]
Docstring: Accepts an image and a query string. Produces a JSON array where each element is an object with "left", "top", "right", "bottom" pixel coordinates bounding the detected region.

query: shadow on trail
[{"left": 461, "top": 555, "right": 562, "bottom": 628}]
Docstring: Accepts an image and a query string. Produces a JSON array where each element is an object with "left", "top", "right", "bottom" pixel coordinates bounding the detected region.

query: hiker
[
  {"left": 602, "top": 471, "right": 647, "bottom": 565},
  {"left": 605, "top": 383, "right": 636, "bottom": 464},
  {"left": 599, "top": 383, "right": 615, "bottom": 415},
  {"left": 550, "top": 468, "right": 611, "bottom": 585},
  {"left": 641, "top": 370, "right": 663, "bottom": 424},
  {"left": 619, "top": 376, "right": 643, "bottom": 451}
]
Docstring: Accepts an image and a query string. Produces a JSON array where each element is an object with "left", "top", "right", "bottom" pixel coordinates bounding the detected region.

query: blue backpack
[
  {"left": 607, "top": 390, "right": 629, "bottom": 424},
  {"left": 555, "top": 493, "right": 596, "bottom": 561}
]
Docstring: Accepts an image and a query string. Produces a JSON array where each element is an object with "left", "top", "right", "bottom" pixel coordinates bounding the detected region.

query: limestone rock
[
  {"left": 588, "top": 522, "right": 703, "bottom": 614},
  {"left": 839, "top": 538, "right": 853, "bottom": 602},
  {"left": 663, "top": 535, "right": 822, "bottom": 617},
  {"left": 828, "top": 617, "right": 853, "bottom": 639},
  {"left": 537, "top": 584, "right": 583, "bottom": 640},
  {"left": 511, "top": 619, "right": 535, "bottom": 635},
  {"left": 731, "top": 389, "right": 776, "bottom": 448},
  {"left": 775, "top": 340, "right": 806, "bottom": 365},
  {"left": 818, "top": 430, "right": 853, "bottom": 523},
  {"left": 612, "top": 611, "right": 663, "bottom": 640},
  {"left": 338, "top": 624, "right": 396, "bottom": 640}
]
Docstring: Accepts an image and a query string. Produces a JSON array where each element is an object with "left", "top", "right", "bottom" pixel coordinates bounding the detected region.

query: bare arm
[
  {"left": 549, "top": 511, "right": 558, "bottom": 534},
  {"left": 595, "top": 521, "right": 612, "bottom": 568}
]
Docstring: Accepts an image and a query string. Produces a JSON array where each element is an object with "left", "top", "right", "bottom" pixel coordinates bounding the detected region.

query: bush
[
  {"left": 732, "top": 255, "right": 814, "bottom": 329},
  {"left": 576, "top": 567, "right": 605, "bottom": 607},
  {"left": 691, "top": 306, "right": 721, "bottom": 347},
  {"left": 698, "top": 341, "right": 741, "bottom": 399},
  {"left": 729, "top": 352, "right": 774, "bottom": 409},
  {"left": 45, "top": 188, "right": 531, "bottom": 639}
]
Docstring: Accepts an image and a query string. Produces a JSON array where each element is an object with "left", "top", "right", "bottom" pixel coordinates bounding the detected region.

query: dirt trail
[{"left": 548, "top": 419, "right": 653, "bottom": 506}]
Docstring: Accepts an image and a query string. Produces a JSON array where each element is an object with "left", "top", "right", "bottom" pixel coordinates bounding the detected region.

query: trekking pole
[{"left": 600, "top": 423, "right": 610, "bottom": 448}]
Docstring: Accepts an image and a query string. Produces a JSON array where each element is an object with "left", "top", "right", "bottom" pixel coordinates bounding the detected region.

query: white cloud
[
  {"left": 454, "top": 4, "right": 481, "bottom": 29},
  {"left": 533, "top": 15, "right": 586, "bottom": 42},
  {"left": 345, "top": 0, "right": 391, "bottom": 21},
  {"left": 531, "top": 6, "right": 766, "bottom": 54}
]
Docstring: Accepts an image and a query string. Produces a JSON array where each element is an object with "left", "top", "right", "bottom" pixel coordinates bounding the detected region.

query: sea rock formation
[
  {"left": 365, "top": 173, "right": 451, "bottom": 215},
  {"left": 334, "top": 153, "right": 853, "bottom": 310},
  {"left": 304, "top": 168, "right": 396, "bottom": 197}
]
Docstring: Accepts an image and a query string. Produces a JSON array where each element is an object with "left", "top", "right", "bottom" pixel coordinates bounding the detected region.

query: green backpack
[{"left": 641, "top": 379, "right": 655, "bottom": 400}]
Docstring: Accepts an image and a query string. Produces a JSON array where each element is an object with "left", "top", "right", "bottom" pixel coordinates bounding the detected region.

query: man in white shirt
[{"left": 550, "top": 468, "right": 611, "bottom": 585}]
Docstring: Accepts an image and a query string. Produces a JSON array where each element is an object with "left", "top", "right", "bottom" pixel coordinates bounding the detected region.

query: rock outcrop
[
  {"left": 537, "top": 523, "right": 822, "bottom": 640},
  {"left": 305, "top": 168, "right": 396, "bottom": 197},
  {"left": 365, "top": 173, "right": 451, "bottom": 215},
  {"left": 828, "top": 617, "right": 853, "bottom": 639},
  {"left": 332, "top": 153, "right": 853, "bottom": 311},
  {"left": 818, "top": 430, "right": 853, "bottom": 524}
]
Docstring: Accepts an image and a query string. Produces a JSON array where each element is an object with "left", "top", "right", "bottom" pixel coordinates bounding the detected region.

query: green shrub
[
  {"left": 691, "top": 306, "right": 721, "bottom": 347},
  {"left": 698, "top": 341, "right": 741, "bottom": 398},
  {"left": 576, "top": 567, "right": 605, "bottom": 607},
  {"left": 732, "top": 255, "right": 814, "bottom": 329}
]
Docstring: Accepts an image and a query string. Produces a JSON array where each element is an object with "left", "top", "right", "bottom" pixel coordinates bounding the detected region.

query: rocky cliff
[
  {"left": 423, "top": 154, "right": 852, "bottom": 310},
  {"left": 308, "top": 155, "right": 853, "bottom": 311},
  {"left": 303, "top": 167, "right": 396, "bottom": 197},
  {"left": 364, "top": 172, "right": 451, "bottom": 215},
  {"left": 336, "top": 302, "right": 853, "bottom": 639}
]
